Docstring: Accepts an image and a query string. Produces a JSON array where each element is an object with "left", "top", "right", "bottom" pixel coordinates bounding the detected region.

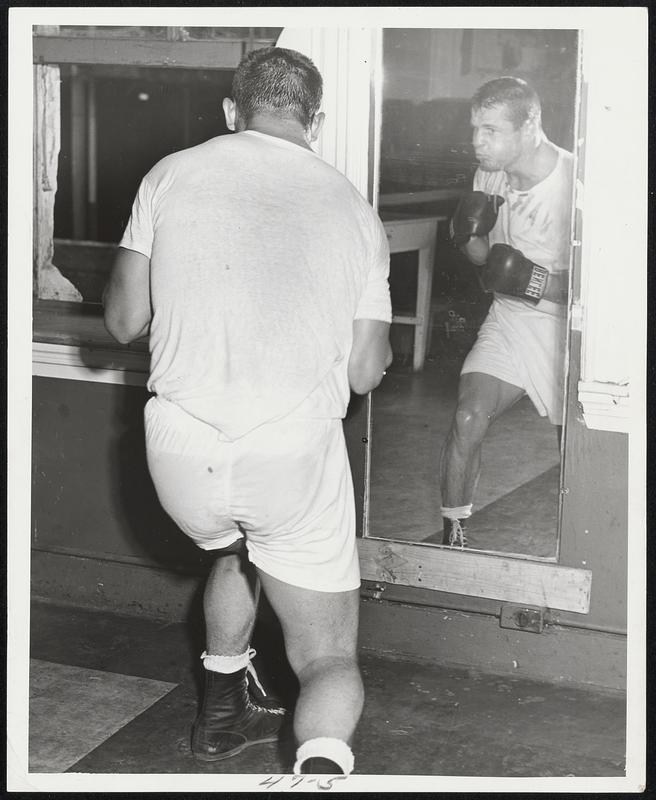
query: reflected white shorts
[
  {"left": 461, "top": 300, "right": 566, "bottom": 425},
  {"left": 144, "top": 397, "right": 360, "bottom": 593}
]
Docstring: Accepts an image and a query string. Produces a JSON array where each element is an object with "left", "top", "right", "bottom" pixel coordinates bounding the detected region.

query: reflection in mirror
[{"left": 367, "top": 29, "right": 579, "bottom": 559}]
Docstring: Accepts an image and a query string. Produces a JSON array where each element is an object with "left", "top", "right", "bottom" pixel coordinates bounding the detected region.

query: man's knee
[
  {"left": 452, "top": 401, "right": 493, "bottom": 444},
  {"left": 295, "top": 654, "right": 361, "bottom": 687},
  {"left": 286, "top": 629, "right": 359, "bottom": 681}
]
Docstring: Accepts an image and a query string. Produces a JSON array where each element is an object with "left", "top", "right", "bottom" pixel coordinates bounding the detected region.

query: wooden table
[{"left": 382, "top": 216, "right": 446, "bottom": 371}]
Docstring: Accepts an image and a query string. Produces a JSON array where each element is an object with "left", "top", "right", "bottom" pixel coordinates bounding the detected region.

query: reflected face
[{"left": 471, "top": 104, "right": 524, "bottom": 172}]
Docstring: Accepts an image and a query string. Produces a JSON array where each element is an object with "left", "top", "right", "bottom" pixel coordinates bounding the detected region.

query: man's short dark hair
[
  {"left": 472, "top": 77, "right": 542, "bottom": 129},
  {"left": 231, "top": 46, "right": 323, "bottom": 128}
]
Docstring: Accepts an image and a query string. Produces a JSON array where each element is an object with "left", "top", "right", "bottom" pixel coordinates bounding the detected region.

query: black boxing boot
[
  {"left": 442, "top": 517, "right": 468, "bottom": 548},
  {"left": 191, "top": 653, "right": 286, "bottom": 761}
]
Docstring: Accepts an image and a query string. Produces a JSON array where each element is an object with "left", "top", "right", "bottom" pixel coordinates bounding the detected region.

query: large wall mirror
[{"left": 365, "top": 28, "right": 580, "bottom": 562}]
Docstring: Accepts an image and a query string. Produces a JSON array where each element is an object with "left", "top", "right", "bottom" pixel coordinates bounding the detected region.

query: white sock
[
  {"left": 293, "top": 737, "right": 354, "bottom": 775},
  {"left": 201, "top": 648, "right": 251, "bottom": 673},
  {"left": 441, "top": 504, "right": 472, "bottom": 520},
  {"left": 201, "top": 648, "right": 271, "bottom": 698}
]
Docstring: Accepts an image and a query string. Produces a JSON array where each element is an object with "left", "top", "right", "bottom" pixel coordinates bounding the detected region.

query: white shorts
[
  {"left": 144, "top": 397, "right": 360, "bottom": 593},
  {"left": 461, "top": 299, "right": 567, "bottom": 425}
]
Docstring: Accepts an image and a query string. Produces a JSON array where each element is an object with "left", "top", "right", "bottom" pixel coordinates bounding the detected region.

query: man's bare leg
[
  {"left": 191, "top": 542, "right": 286, "bottom": 762},
  {"left": 204, "top": 544, "right": 258, "bottom": 656},
  {"left": 256, "top": 569, "right": 363, "bottom": 774},
  {"left": 439, "top": 372, "right": 524, "bottom": 544}
]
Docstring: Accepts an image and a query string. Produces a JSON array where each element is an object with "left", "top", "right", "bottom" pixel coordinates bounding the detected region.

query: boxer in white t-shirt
[
  {"left": 103, "top": 46, "right": 392, "bottom": 776},
  {"left": 440, "top": 77, "right": 574, "bottom": 548}
]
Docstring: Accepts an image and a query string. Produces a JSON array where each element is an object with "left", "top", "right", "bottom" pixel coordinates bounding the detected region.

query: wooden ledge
[{"left": 358, "top": 538, "right": 592, "bottom": 614}]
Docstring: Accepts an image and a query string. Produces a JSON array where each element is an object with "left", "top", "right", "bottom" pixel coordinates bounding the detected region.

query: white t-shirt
[
  {"left": 474, "top": 145, "right": 574, "bottom": 318},
  {"left": 120, "top": 130, "right": 392, "bottom": 440}
]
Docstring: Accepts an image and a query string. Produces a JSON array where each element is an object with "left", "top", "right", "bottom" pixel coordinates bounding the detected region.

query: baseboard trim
[
  {"left": 29, "top": 549, "right": 626, "bottom": 692},
  {"left": 359, "top": 599, "right": 625, "bottom": 692}
]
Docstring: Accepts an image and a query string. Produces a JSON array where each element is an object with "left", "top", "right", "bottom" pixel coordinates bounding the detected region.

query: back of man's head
[
  {"left": 231, "top": 46, "right": 323, "bottom": 129},
  {"left": 472, "top": 76, "right": 542, "bottom": 130}
]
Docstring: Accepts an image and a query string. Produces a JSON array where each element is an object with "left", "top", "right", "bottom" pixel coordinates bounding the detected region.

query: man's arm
[
  {"left": 481, "top": 244, "right": 571, "bottom": 305},
  {"left": 542, "top": 270, "right": 569, "bottom": 305},
  {"left": 450, "top": 191, "right": 503, "bottom": 266},
  {"left": 348, "top": 319, "right": 393, "bottom": 395},
  {"left": 103, "top": 247, "right": 152, "bottom": 344},
  {"left": 462, "top": 235, "right": 489, "bottom": 266}
]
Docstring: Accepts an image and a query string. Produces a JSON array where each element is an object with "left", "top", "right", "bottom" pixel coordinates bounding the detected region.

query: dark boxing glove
[
  {"left": 481, "top": 243, "right": 549, "bottom": 304},
  {"left": 450, "top": 191, "right": 505, "bottom": 246}
]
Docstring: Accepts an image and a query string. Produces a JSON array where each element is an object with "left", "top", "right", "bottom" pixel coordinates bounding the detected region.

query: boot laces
[
  {"left": 449, "top": 519, "right": 468, "bottom": 548},
  {"left": 245, "top": 648, "right": 285, "bottom": 716}
]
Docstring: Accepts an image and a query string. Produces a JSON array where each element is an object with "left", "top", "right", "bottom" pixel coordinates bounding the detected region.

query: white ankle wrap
[
  {"left": 293, "top": 737, "right": 354, "bottom": 776},
  {"left": 201, "top": 648, "right": 251, "bottom": 673},
  {"left": 441, "top": 504, "right": 472, "bottom": 520},
  {"left": 201, "top": 648, "right": 269, "bottom": 697}
]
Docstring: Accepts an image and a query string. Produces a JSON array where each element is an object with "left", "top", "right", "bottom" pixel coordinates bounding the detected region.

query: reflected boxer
[{"left": 440, "top": 77, "right": 573, "bottom": 547}]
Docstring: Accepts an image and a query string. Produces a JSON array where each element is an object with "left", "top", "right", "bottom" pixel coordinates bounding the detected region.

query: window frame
[{"left": 31, "top": 28, "right": 280, "bottom": 371}]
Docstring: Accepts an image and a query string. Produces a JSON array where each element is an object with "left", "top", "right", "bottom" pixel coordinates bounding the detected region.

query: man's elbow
[
  {"left": 104, "top": 310, "right": 145, "bottom": 345},
  {"left": 350, "top": 374, "right": 381, "bottom": 395},
  {"left": 104, "top": 321, "right": 135, "bottom": 345},
  {"left": 463, "top": 235, "right": 489, "bottom": 266},
  {"left": 349, "top": 348, "right": 393, "bottom": 395}
]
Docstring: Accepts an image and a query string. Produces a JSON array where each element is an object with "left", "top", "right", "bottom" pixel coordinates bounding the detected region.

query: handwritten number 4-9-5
[{"left": 258, "top": 775, "right": 347, "bottom": 790}]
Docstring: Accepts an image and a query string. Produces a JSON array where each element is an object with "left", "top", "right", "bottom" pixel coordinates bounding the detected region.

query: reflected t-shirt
[
  {"left": 119, "top": 130, "right": 391, "bottom": 441},
  {"left": 474, "top": 145, "right": 574, "bottom": 318}
]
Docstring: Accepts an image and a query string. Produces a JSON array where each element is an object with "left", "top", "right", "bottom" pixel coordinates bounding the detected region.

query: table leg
[{"left": 413, "top": 245, "right": 435, "bottom": 371}]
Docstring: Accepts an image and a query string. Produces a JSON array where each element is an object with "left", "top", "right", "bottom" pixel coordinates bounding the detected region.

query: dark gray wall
[{"left": 32, "top": 377, "right": 368, "bottom": 571}]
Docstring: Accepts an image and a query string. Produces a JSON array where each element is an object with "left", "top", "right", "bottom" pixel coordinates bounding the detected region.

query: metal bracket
[
  {"left": 360, "top": 582, "right": 386, "bottom": 601},
  {"left": 499, "top": 604, "right": 548, "bottom": 634}
]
